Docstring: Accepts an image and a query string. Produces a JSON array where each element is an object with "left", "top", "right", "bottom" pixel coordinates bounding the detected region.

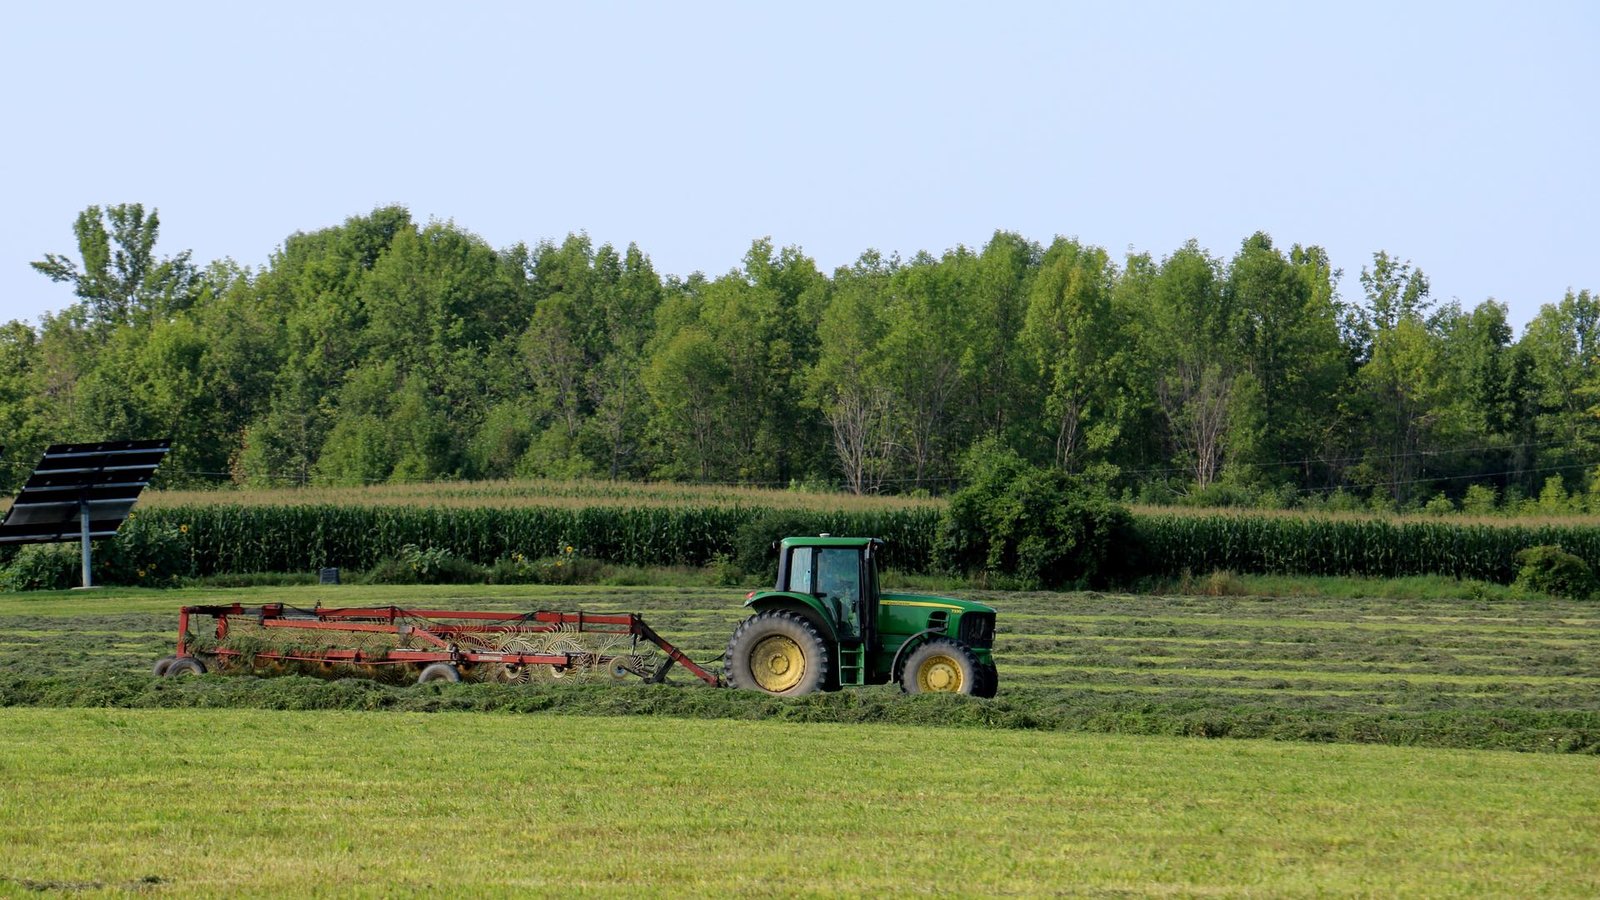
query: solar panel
[{"left": 0, "top": 440, "right": 171, "bottom": 587}]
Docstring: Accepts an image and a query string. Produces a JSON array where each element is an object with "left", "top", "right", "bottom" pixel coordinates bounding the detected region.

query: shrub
[
  {"left": 1538, "top": 475, "right": 1573, "bottom": 515},
  {"left": 1423, "top": 493, "right": 1456, "bottom": 517},
  {"left": 0, "top": 544, "right": 80, "bottom": 591},
  {"left": 710, "top": 551, "right": 743, "bottom": 586},
  {"left": 937, "top": 438, "right": 1133, "bottom": 589},
  {"left": 1513, "top": 545, "right": 1596, "bottom": 600},
  {"left": 94, "top": 516, "right": 195, "bottom": 586},
  {"left": 487, "top": 552, "right": 540, "bottom": 585},
  {"left": 364, "top": 544, "right": 486, "bottom": 585},
  {"left": 732, "top": 510, "right": 828, "bottom": 577},
  {"left": 488, "top": 545, "right": 602, "bottom": 585},
  {"left": 1461, "top": 484, "right": 1498, "bottom": 515}
]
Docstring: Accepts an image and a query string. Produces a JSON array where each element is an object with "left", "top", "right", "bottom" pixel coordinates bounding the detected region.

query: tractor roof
[{"left": 778, "top": 535, "right": 883, "bottom": 550}]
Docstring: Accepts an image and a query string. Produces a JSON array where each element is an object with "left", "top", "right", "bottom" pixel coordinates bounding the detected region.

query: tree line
[{"left": 4, "top": 203, "right": 1596, "bottom": 512}]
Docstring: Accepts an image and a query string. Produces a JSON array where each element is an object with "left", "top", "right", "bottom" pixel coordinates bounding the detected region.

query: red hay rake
[{"left": 163, "top": 604, "right": 722, "bottom": 687}]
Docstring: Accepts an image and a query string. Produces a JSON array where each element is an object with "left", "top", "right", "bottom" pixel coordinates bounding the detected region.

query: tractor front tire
[
  {"left": 975, "top": 662, "right": 999, "bottom": 698},
  {"left": 900, "top": 639, "right": 980, "bottom": 695},
  {"left": 724, "top": 611, "right": 829, "bottom": 696},
  {"left": 152, "top": 655, "right": 177, "bottom": 677}
]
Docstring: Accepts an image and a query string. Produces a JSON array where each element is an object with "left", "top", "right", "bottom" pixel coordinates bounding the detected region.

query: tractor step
[{"left": 837, "top": 643, "right": 865, "bottom": 686}]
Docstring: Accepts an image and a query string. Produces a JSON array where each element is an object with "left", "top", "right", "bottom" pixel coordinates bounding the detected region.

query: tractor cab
[
  {"left": 775, "top": 535, "right": 881, "bottom": 645},
  {"left": 724, "top": 535, "right": 998, "bottom": 697}
]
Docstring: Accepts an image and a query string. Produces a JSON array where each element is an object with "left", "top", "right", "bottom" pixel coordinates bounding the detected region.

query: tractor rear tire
[
  {"left": 164, "top": 657, "right": 208, "bottom": 678},
  {"left": 152, "top": 656, "right": 177, "bottom": 677},
  {"left": 900, "top": 639, "right": 979, "bottom": 695},
  {"left": 417, "top": 663, "right": 461, "bottom": 684},
  {"left": 724, "top": 611, "right": 829, "bottom": 696}
]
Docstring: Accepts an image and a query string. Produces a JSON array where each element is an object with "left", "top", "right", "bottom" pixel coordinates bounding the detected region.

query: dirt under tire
[
  {"left": 900, "top": 639, "right": 980, "bottom": 695},
  {"left": 724, "top": 610, "right": 830, "bottom": 696},
  {"left": 417, "top": 663, "right": 461, "bottom": 684},
  {"left": 164, "top": 657, "right": 208, "bottom": 678}
]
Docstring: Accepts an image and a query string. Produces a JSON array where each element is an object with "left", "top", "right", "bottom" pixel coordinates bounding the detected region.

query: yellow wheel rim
[
  {"left": 751, "top": 635, "right": 806, "bottom": 693},
  {"left": 916, "top": 654, "right": 965, "bottom": 693}
]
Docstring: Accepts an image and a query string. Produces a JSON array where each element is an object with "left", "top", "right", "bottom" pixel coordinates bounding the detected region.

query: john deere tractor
[{"left": 723, "top": 536, "right": 997, "bottom": 697}]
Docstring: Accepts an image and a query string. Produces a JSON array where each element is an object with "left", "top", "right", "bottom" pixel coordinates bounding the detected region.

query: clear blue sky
[{"left": 2, "top": 1, "right": 1594, "bottom": 331}]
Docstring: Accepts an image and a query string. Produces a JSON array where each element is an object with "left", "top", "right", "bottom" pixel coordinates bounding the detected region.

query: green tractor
[{"left": 723, "top": 535, "right": 998, "bottom": 697}]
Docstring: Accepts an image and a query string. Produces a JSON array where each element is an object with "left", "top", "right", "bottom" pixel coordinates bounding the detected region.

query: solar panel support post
[{"left": 79, "top": 499, "right": 92, "bottom": 589}]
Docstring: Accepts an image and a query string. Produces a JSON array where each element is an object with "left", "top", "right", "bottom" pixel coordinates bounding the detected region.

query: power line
[
  {"left": 1289, "top": 458, "right": 1600, "bottom": 496},
  {"left": 1113, "top": 437, "right": 1574, "bottom": 478}
]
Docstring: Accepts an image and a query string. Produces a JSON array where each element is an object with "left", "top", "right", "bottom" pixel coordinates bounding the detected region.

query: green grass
[
  {"left": 0, "top": 708, "right": 1596, "bottom": 896},
  {"left": 0, "top": 583, "right": 1597, "bottom": 752}
]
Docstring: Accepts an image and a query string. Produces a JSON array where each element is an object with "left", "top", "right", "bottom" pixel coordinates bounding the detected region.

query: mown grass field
[
  {"left": 1, "top": 583, "right": 1596, "bottom": 750},
  {"left": 2, "top": 584, "right": 1598, "bottom": 894},
  {"left": 1, "top": 708, "right": 1597, "bottom": 896}
]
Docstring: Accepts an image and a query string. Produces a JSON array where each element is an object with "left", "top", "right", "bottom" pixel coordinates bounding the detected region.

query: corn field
[
  {"left": 1132, "top": 513, "right": 1600, "bottom": 582},
  {"left": 132, "top": 504, "right": 1600, "bottom": 583},
  {"left": 137, "top": 505, "right": 943, "bottom": 575}
]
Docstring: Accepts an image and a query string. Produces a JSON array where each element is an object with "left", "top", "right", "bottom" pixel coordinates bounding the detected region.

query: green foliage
[
  {"left": 1538, "top": 475, "right": 1574, "bottom": 515},
  {"left": 938, "top": 439, "right": 1133, "bottom": 588},
  {"left": 1514, "top": 545, "right": 1596, "bottom": 600},
  {"left": 95, "top": 517, "right": 195, "bottom": 586},
  {"left": 363, "top": 544, "right": 486, "bottom": 585},
  {"left": 12, "top": 203, "right": 1599, "bottom": 514},
  {"left": 0, "top": 545, "right": 79, "bottom": 591},
  {"left": 30, "top": 203, "right": 201, "bottom": 330},
  {"left": 1423, "top": 493, "right": 1456, "bottom": 516},
  {"left": 1462, "top": 483, "right": 1499, "bottom": 514},
  {"left": 732, "top": 509, "right": 828, "bottom": 577},
  {"left": 0, "top": 517, "right": 198, "bottom": 591},
  {"left": 1133, "top": 513, "right": 1600, "bottom": 584},
  {"left": 94, "top": 498, "right": 1600, "bottom": 589},
  {"left": 487, "top": 545, "right": 602, "bottom": 585}
]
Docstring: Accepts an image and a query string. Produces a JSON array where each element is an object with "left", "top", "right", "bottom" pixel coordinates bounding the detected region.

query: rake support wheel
[
  {"left": 417, "top": 663, "right": 461, "bottom": 684},
  {"left": 164, "top": 657, "right": 208, "bottom": 678}
]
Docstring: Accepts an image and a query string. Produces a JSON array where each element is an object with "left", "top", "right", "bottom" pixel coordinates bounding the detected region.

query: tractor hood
[{"left": 879, "top": 592, "right": 996, "bottom": 615}]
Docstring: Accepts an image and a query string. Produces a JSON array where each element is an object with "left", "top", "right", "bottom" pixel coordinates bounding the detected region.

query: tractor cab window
[
  {"left": 787, "top": 548, "right": 813, "bottom": 594},
  {"left": 815, "top": 549, "right": 861, "bottom": 637}
]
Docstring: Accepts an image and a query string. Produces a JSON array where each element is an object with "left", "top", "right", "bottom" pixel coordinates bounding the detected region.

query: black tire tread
[{"left": 975, "top": 662, "right": 999, "bottom": 698}]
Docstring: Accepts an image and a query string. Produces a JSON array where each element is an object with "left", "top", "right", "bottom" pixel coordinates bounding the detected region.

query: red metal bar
[
  {"left": 173, "top": 605, "right": 722, "bottom": 687},
  {"left": 636, "top": 620, "right": 722, "bottom": 687},
  {"left": 259, "top": 620, "right": 413, "bottom": 635}
]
